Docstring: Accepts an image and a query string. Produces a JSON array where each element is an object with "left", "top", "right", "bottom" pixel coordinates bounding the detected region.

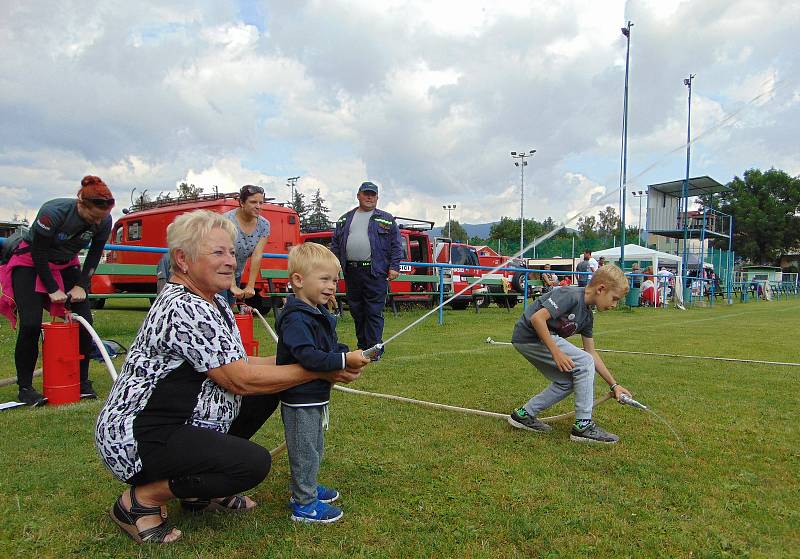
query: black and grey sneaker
[
  {"left": 508, "top": 407, "right": 552, "bottom": 433},
  {"left": 80, "top": 380, "right": 98, "bottom": 400},
  {"left": 570, "top": 421, "right": 619, "bottom": 445},
  {"left": 18, "top": 386, "right": 47, "bottom": 407}
]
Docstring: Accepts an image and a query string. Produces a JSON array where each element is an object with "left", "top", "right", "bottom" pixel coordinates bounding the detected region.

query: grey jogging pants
[{"left": 513, "top": 337, "right": 596, "bottom": 421}]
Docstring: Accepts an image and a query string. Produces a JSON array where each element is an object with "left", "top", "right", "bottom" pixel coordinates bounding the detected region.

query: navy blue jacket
[
  {"left": 276, "top": 295, "right": 349, "bottom": 405},
  {"left": 330, "top": 207, "right": 403, "bottom": 277}
]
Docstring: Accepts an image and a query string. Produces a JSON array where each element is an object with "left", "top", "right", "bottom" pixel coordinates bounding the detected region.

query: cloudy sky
[{"left": 1, "top": 0, "right": 798, "bottom": 229}]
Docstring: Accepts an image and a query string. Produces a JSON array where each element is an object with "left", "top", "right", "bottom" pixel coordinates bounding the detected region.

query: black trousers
[
  {"left": 344, "top": 266, "right": 388, "bottom": 350},
  {"left": 12, "top": 265, "right": 93, "bottom": 388},
  {"left": 130, "top": 395, "right": 281, "bottom": 498}
]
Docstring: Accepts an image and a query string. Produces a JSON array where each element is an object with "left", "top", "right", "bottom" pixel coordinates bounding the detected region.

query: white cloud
[{"left": 1, "top": 0, "right": 797, "bottom": 235}]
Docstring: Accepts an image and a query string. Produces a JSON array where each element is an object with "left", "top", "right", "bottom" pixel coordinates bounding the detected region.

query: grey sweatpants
[
  {"left": 281, "top": 404, "right": 326, "bottom": 505},
  {"left": 513, "top": 336, "right": 596, "bottom": 421}
]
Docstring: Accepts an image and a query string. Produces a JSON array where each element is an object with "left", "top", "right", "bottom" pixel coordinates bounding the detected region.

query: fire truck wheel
[
  {"left": 473, "top": 294, "right": 491, "bottom": 308},
  {"left": 511, "top": 271, "right": 528, "bottom": 294},
  {"left": 449, "top": 300, "right": 469, "bottom": 311},
  {"left": 90, "top": 298, "right": 106, "bottom": 310}
]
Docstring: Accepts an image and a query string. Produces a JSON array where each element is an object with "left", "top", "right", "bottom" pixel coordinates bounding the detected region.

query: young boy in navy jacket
[{"left": 277, "top": 243, "right": 371, "bottom": 523}]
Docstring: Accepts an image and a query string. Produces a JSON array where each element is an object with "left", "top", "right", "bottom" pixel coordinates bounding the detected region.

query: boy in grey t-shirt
[{"left": 508, "top": 265, "right": 633, "bottom": 444}]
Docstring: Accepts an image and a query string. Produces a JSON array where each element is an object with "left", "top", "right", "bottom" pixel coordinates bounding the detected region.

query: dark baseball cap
[{"left": 358, "top": 181, "right": 379, "bottom": 194}]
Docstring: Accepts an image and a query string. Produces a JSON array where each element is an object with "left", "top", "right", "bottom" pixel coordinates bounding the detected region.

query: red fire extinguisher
[
  {"left": 42, "top": 320, "right": 82, "bottom": 405},
  {"left": 234, "top": 307, "right": 259, "bottom": 357}
]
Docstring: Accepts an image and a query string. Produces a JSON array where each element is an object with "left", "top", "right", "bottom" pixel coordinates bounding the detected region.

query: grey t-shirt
[
  {"left": 511, "top": 286, "right": 593, "bottom": 344},
  {"left": 224, "top": 210, "right": 271, "bottom": 279},
  {"left": 24, "top": 198, "right": 112, "bottom": 261},
  {"left": 345, "top": 209, "right": 373, "bottom": 261}
]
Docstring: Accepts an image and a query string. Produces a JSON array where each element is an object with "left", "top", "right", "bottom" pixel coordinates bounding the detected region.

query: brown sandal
[
  {"left": 181, "top": 495, "right": 254, "bottom": 513},
  {"left": 109, "top": 488, "right": 181, "bottom": 544}
]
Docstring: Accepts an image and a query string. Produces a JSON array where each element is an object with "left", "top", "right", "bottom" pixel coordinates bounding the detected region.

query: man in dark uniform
[{"left": 330, "top": 182, "right": 402, "bottom": 359}]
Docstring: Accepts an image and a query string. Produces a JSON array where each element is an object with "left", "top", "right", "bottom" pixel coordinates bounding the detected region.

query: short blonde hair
[
  {"left": 288, "top": 243, "right": 341, "bottom": 285},
  {"left": 588, "top": 263, "right": 629, "bottom": 293},
  {"left": 166, "top": 210, "right": 236, "bottom": 268}
]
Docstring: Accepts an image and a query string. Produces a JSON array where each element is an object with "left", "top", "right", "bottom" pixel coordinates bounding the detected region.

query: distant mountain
[{"left": 428, "top": 222, "right": 497, "bottom": 240}]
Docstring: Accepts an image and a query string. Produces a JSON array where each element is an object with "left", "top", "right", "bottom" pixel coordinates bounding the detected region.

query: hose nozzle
[
  {"left": 361, "top": 343, "right": 384, "bottom": 360},
  {"left": 619, "top": 393, "right": 648, "bottom": 410}
]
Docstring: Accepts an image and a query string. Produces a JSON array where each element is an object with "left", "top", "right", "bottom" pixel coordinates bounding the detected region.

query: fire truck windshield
[{"left": 451, "top": 245, "right": 479, "bottom": 266}]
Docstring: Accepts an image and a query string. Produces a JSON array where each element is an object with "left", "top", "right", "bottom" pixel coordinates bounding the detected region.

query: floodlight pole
[
  {"left": 442, "top": 204, "right": 456, "bottom": 238},
  {"left": 619, "top": 20, "right": 633, "bottom": 269},
  {"left": 681, "top": 74, "right": 695, "bottom": 280},
  {"left": 511, "top": 149, "right": 536, "bottom": 256},
  {"left": 632, "top": 190, "right": 646, "bottom": 245}
]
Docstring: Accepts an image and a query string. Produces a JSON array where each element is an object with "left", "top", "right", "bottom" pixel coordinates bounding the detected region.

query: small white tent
[{"left": 592, "top": 244, "right": 684, "bottom": 305}]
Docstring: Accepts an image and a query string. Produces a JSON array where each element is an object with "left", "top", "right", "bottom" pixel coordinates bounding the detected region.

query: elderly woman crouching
[{"left": 95, "top": 210, "right": 361, "bottom": 544}]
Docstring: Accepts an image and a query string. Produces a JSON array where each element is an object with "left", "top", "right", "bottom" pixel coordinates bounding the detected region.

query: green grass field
[{"left": 1, "top": 298, "right": 799, "bottom": 558}]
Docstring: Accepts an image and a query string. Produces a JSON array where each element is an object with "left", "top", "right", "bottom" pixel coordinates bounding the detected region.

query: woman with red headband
[{"left": 3, "top": 175, "right": 114, "bottom": 406}]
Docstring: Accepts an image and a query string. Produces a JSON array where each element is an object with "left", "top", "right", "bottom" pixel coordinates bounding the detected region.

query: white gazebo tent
[{"left": 592, "top": 244, "right": 684, "bottom": 305}]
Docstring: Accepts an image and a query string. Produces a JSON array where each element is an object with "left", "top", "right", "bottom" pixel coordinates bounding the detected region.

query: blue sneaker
[
  {"left": 315, "top": 485, "right": 340, "bottom": 503},
  {"left": 290, "top": 499, "right": 343, "bottom": 524},
  {"left": 289, "top": 485, "right": 340, "bottom": 505}
]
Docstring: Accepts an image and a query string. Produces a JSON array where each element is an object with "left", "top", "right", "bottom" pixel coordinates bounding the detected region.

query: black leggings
[
  {"left": 12, "top": 265, "right": 93, "bottom": 388},
  {"left": 130, "top": 395, "right": 281, "bottom": 499}
]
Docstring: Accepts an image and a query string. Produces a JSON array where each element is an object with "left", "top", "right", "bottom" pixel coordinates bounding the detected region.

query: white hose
[
  {"left": 250, "top": 309, "right": 612, "bottom": 425},
  {"left": 484, "top": 337, "right": 800, "bottom": 367},
  {"left": 71, "top": 314, "right": 118, "bottom": 381},
  {"left": 332, "top": 384, "right": 613, "bottom": 424},
  {"left": 251, "top": 308, "right": 279, "bottom": 343},
  {"left": 382, "top": 225, "right": 566, "bottom": 347}
]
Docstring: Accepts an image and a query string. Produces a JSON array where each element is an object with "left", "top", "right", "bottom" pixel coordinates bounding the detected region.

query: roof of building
[{"left": 647, "top": 175, "right": 727, "bottom": 197}]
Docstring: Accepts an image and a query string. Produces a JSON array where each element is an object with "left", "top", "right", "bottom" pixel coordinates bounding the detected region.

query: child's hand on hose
[{"left": 346, "top": 350, "right": 371, "bottom": 368}]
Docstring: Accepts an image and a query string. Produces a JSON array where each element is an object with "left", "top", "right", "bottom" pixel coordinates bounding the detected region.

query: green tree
[
  {"left": 708, "top": 168, "right": 800, "bottom": 264},
  {"left": 305, "top": 189, "right": 331, "bottom": 231},
  {"left": 176, "top": 182, "right": 203, "bottom": 198},
  {"left": 489, "top": 216, "right": 518, "bottom": 242},
  {"left": 489, "top": 217, "right": 551, "bottom": 243},
  {"left": 443, "top": 220, "right": 469, "bottom": 242},
  {"left": 291, "top": 190, "right": 309, "bottom": 228},
  {"left": 597, "top": 205, "right": 620, "bottom": 237},
  {"left": 576, "top": 215, "right": 598, "bottom": 239},
  {"left": 468, "top": 235, "right": 486, "bottom": 246}
]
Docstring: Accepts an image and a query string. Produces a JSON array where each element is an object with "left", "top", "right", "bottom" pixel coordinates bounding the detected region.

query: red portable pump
[
  {"left": 234, "top": 308, "right": 259, "bottom": 357},
  {"left": 41, "top": 320, "right": 82, "bottom": 405}
]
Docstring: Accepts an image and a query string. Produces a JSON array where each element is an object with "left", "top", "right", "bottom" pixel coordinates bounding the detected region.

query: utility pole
[{"left": 287, "top": 176, "right": 300, "bottom": 207}]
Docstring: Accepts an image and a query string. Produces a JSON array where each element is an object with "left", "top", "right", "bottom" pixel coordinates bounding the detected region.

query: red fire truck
[
  {"left": 435, "top": 242, "right": 530, "bottom": 309},
  {"left": 432, "top": 240, "right": 486, "bottom": 309},
  {"left": 91, "top": 192, "right": 301, "bottom": 309}
]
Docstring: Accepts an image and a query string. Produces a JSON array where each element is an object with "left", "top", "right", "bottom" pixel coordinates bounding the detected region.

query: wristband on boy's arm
[{"left": 609, "top": 383, "right": 619, "bottom": 391}]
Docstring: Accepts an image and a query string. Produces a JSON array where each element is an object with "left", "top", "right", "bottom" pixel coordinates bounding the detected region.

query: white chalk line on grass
[{"left": 484, "top": 338, "right": 800, "bottom": 367}]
